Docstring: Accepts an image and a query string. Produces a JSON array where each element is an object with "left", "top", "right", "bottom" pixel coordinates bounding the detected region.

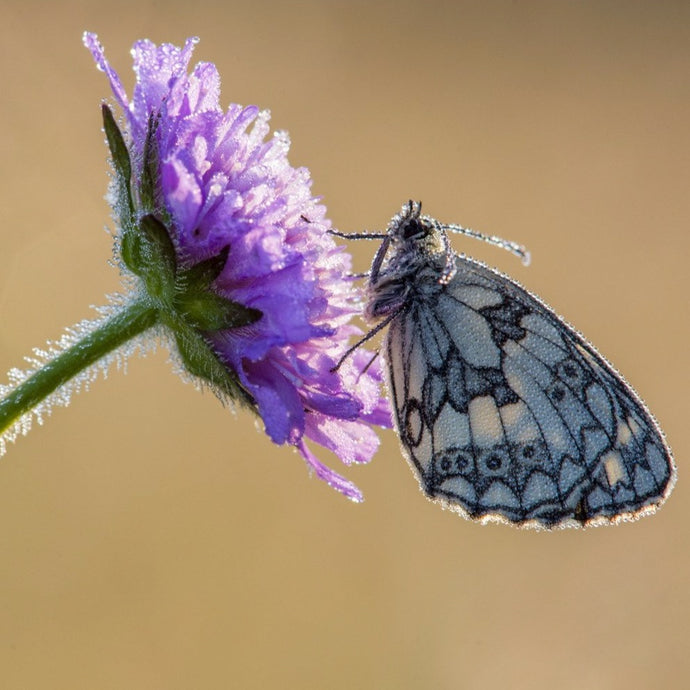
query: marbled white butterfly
[{"left": 340, "top": 201, "right": 676, "bottom": 528}]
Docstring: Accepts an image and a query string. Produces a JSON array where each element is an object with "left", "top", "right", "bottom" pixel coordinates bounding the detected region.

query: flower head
[{"left": 83, "top": 33, "right": 391, "bottom": 501}]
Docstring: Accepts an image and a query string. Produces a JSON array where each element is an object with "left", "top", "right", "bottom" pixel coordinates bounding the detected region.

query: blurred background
[{"left": 0, "top": 2, "right": 688, "bottom": 688}]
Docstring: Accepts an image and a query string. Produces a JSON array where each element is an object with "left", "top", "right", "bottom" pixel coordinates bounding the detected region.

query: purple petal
[
  {"left": 297, "top": 440, "right": 364, "bottom": 502},
  {"left": 82, "top": 32, "right": 130, "bottom": 113}
]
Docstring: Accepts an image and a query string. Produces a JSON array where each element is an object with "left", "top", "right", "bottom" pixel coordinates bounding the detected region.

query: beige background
[{"left": 0, "top": 2, "right": 688, "bottom": 688}]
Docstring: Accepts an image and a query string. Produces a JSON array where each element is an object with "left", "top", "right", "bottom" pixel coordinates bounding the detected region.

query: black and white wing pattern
[{"left": 369, "top": 202, "right": 675, "bottom": 529}]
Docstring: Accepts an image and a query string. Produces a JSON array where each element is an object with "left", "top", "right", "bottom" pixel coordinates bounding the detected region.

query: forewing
[{"left": 385, "top": 256, "right": 675, "bottom": 528}]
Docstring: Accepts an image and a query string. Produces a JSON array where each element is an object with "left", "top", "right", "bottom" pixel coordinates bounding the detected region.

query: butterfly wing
[{"left": 385, "top": 256, "right": 675, "bottom": 528}]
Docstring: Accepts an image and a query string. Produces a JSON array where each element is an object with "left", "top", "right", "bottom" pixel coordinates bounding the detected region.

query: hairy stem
[{"left": 0, "top": 300, "right": 158, "bottom": 436}]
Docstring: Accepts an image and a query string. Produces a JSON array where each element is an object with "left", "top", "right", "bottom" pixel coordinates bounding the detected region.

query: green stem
[{"left": 0, "top": 299, "right": 159, "bottom": 436}]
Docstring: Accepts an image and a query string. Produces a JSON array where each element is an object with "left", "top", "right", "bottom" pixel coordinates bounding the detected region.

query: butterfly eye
[{"left": 401, "top": 218, "right": 427, "bottom": 241}]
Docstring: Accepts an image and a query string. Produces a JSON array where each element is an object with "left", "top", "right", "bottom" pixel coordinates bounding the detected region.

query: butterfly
[{"left": 338, "top": 200, "right": 676, "bottom": 528}]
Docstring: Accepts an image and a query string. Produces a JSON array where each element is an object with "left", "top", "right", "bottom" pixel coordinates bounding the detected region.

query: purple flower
[{"left": 83, "top": 33, "right": 392, "bottom": 501}]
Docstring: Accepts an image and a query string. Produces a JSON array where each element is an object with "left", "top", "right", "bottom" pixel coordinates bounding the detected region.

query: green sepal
[
  {"left": 102, "top": 104, "right": 141, "bottom": 276},
  {"left": 176, "top": 290, "right": 262, "bottom": 331},
  {"left": 174, "top": 328, "right": 256, "bottom": 408},
  {"left": 139, "top": 112, "right": 160, "bottom": 214},
  {"left": 101, "top": 103, "right": 142, "bottom": 275},
  {"left": 120, "top": 229, "right": 144, "bottom": 277},
  {"left": 138, "top": 214, "right": 177, "bottom": 301},
  {"left": 101, "top": 104, "right": 134, "bottom": 222},
  {"left": 175, "top": 245, "right": 262, "bottom": 330},
  {"left": 140, "top": 214, "right": 177, "bottom": 272},
  {"left": 182, "top": 245, "right": 231, "bottom": 288}
]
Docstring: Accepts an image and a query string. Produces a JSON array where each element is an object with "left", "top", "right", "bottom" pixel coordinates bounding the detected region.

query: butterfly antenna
[
  {"left": 439, "top": 229, "right": 457, "bottom": 284},
  {"left": 442, "top": 223, "right": 531, "bottom": 266},
  {"left": 328, "top": 229, "right": 388, "bottom": 240},
  {"left": 327, "top": 229, "right": 389, "bottom": 280}
]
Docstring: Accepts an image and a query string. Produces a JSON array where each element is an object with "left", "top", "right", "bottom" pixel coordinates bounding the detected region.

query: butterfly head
[
  {"left": 388, "top": 200, "right": 446, "bottom": 257},
  {"left": 368, "top": 201, "right": 449, "bottom": 284}
]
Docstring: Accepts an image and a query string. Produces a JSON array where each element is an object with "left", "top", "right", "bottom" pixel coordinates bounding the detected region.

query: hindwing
[{"left": 385, "top": 256, "right": 675, "bottom": 528}]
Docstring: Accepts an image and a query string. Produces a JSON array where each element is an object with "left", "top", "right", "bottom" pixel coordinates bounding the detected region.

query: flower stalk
[{"left": 0, "top": 301, "right": 157, "bottom": 437}]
